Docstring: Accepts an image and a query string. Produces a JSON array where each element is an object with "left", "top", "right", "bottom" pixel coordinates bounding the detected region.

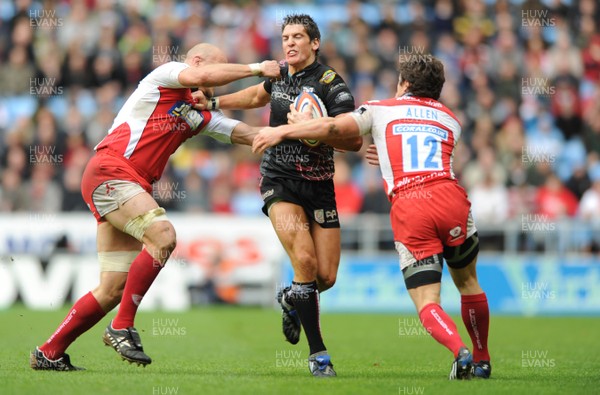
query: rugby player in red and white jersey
[
  {"left": 252, "top": 55, "right": 492, "bottom": 380},
  {"left": 30, "top": 43, "right": 281, "bottom": 371}
]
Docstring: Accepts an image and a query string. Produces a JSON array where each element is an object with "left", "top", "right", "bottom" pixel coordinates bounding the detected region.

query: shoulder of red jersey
[
  {"left": 143, "top": 61, "right": 189, "bottom": 88},
  {"left": 361, "top": 96, "right": 460, "bottom": 125},
  {"left": 360, "top": 97, "right": 400, "bottom": 107}
]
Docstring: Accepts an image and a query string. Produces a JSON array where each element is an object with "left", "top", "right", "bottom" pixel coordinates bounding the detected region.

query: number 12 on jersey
[{"left": 402, "top": 133, "right": 443, "bottom": 172}]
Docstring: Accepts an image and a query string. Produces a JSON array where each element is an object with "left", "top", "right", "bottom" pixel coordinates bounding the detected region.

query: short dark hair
[
  {"left": 398, "top": 56, "right": 445, "bottom": 100},
  {"left": 282, "top": 14, "right": 321, "bottom": 56}
]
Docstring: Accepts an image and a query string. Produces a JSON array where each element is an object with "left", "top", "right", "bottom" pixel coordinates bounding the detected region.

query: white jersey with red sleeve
[
  {"left": 95, "top": 61, "right": 240, "bottom": 183},
  {"left": 350, "top": 94, "right": 462, "bottom": 196}
]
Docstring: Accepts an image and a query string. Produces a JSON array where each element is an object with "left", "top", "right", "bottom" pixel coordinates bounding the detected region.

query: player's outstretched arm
[
  {"left": 286, "top": 107, "right": 362, "bottom": 152},
  {"left": 193, "top": 83, "right": 271, "bottom": 112},
  {"left": 179, "top": 61, "right": 280, "bottom": 88},
  {"left": 252, "top": 115, "right": 360, "bottom": 154},
  {"left": 230, "top": 122, "right": 263, "bottom": 146},
  {"left": 218, "top": 83, "right": 271, "bottom": 110},
  {"left": 199, "top": 111, "right": 262, "bottom": 147},
  {"left": 320, "top": 125, "right": 363, "bottom": 152}
]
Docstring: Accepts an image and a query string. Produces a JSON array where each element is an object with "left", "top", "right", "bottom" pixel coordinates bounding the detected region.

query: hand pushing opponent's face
[{"left": 282, "top": 24, "right": 319, "bottom": 71}]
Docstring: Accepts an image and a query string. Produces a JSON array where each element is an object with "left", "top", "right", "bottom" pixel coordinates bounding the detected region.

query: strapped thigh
[
  {"left": 443, "top": 232, "right": 480, "bottom": 269},
  {"left": 98, "top": 251, "right": 139, "bottom": 272},
  {"left": 401, "top": 253, "right": 444, "bottom": 290}
]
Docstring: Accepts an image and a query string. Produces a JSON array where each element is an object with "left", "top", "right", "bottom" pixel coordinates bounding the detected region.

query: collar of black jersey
[{"left": 286, "top": 59, "right": 319, "bottom": 78}]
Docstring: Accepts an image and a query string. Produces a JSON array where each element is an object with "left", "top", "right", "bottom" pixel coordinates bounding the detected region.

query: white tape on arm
[
  {"left": 200, "top": 111, "right": 241, "bottom": 144},
  {"left": 248, "top": 63, "right": 262, "bottom": 76},
  {"left": 350, "top": 105, "right": 374, "bottom": 136}
]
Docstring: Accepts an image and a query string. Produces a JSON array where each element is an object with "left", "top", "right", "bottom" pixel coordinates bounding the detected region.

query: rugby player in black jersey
[{"left": 196, "top": 14, "right": 361, "bottom": 377}]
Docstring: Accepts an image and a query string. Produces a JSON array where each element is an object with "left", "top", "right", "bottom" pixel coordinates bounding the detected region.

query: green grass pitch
[{"left": 1, "top": 306, "right": 598, "bottom": 395}]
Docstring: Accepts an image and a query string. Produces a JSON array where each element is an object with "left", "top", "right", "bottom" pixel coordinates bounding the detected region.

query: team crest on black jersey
[{"left": 319, "top": 70, "right": 336, "bottom": 84}]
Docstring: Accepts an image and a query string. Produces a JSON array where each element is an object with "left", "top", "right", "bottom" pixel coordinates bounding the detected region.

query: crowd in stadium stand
[{"left": 1, "top": 0, "right": 600, "bottom": 250}]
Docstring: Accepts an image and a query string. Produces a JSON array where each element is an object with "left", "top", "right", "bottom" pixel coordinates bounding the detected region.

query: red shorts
[
  {"left": 390, "top": 181, "right": 476, "bottom": 270},
  {"left": 81, "top": 150, "right": 152, "bottom": 223}
]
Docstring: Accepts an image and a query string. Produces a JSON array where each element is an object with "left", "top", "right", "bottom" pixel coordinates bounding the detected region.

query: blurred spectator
[
  {"left": 578, "top": 175, "right": 600, "bottom": 251},
  {"left": 333, "top": 156, "right": 363, "bottom": 215},
  {"left": 61, "top": 163, "right": 87, "bottom": 211},
  {"left": 524, "top": 111, "right": 564, "bottom": 174},
  {"left": 469, "top": 172, "right": 509, "bottom": 226},
  {"left": 0, "top": 168, "right": 25, "bottom": 211},
  {"left": 582, "top": 34, "right": 600, "bottom": 84},
  {"left": 210, "top": 177, "right": 232, "bottom": 214},
  {"left": 565, "top": 165, "right": 591, "bottom": 201},
  {"left": 582, "top": 112, "right": 600, "bottom": 155},
  {"left": 535, "top": 173, "right": 579, "bottom": 219},
  {"left": 0, "top": 45, "right": 34, "bottom": 95},
  {"left": 230, "top": 159, "right": 262, "bottom": 216},
  {"left": 546, "top": 29, "right": 583, "bottom": 80},
  {"left": 461, "top": 145, "right": 507, "bottom": 192},
  {"left": 181, "top": 170, "right": 209, "bottom": 212},
  {"left": 550, "top": 78, "right": 583, "bottom": 140},
  {"left": 495, "top": 116, "right": 525, "bottom": 171},
  {"left": 359, "top": 160, "right": 389, "bottom": 214},
  {"left": 431, "top": 0, "right": 455, "bottom": 39},
  {"left": 21, "top": 163, "right": 62, "bottom": 212},
  {"left": 580, "top": 177, "right": 600, "bottom": 222}
]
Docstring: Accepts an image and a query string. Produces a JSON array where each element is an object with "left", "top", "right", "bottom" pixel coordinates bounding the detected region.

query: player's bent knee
[
  {"left": 294, "top": 250, "right": 317, "bottom": 267},
  {"left": 443, "top": 232, "right": 479, "bottom": 269},
  {"left": 402, "top": 253, "right": 443, "bottom": 290},
  {"left": 153, "top": 222, "right": 177, "bottom": 250},
  {"left": 122, "top": 207, "right": 169, "bottom": 243},
  {"left": 144, "top": 220, "right": 177, "bottom": 259},
  {"left": 317, "top": 274, "right": 336, "bottom": 291}
]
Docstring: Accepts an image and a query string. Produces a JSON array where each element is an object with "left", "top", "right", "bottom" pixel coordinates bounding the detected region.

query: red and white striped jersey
[
  {"left": 350, "top": 95, "right": 461, "bottom": 196},
  {"left": 95, "top": 62, "right": 239, "bottom": 183}
]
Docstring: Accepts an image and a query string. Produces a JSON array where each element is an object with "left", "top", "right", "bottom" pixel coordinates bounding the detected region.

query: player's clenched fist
[
  {"left": 252, "top": 127, "right": 283, "bottom": 154},
  {"left": 191, "top": 89, "right": 208, "bottom": 110},
  {"left": 259, "top": 60, "right": 281, "bottom": 78}
]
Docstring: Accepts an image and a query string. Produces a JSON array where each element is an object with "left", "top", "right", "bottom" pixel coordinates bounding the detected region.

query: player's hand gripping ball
[{"left": 293, "top": 91, "right": 328, "bottom": 147}]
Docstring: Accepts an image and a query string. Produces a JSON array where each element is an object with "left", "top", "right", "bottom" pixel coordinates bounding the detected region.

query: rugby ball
[{"left": 293, "top": 91, "right": 327, "bottom": 147}]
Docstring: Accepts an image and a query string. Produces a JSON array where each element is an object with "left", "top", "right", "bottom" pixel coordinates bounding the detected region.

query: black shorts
[{"left": 259, "top": 176, "right": 340, "bottom": 228}]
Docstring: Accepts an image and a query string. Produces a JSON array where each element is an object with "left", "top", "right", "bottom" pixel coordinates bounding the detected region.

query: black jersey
[{"left": 261, "top": 60, "right": 355, "bottom": 181}]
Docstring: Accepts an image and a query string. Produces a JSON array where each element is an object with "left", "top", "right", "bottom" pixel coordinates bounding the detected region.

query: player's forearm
[
  {"left": 231, "top": 123, "right": 261, "bottom": 146},
  {"left": 184, "top": 64, "right": 260, "bottom": 87},
  {"left": 321, "top": 136, "right": 363, "bottom": 152},
  {"left": 279, "top": 117, "right": 338, "bottom": 140},
  {"left": 218, "top": 85, "right": 268, "bottom": 110}
]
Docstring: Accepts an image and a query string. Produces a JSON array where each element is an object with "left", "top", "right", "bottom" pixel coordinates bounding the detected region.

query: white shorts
[{"left": 92, "top": 180, "right": 147, "bottom": 219}]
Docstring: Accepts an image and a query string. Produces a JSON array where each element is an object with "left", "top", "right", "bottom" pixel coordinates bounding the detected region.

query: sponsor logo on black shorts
[
  {"left": 325, "top": 209, "right": 338, "bottom": 222},
  {"left": 314, "top": 209, "right": 325, "bottom": 224},
  {"left": 314, "top": 209, "right": 338, "bottom": 224}
]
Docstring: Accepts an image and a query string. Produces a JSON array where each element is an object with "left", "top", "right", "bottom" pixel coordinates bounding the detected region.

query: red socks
[
  {"left": 112, "top": 249, "right": 163, "bottom": 329},
  {"left": 461, "top": 293, "right": 490, "bottom": 362},
  {"left": 39, "top": 292, "right": 105, "bottom": 359},
  {"left": 419, "top": 303, "right": 465, "bottom": 357}
]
